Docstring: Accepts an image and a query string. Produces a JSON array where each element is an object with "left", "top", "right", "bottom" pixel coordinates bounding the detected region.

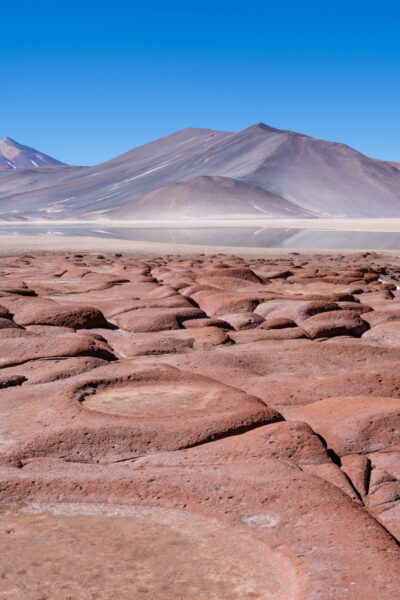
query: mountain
[
  {"left": 0, "top": 124, "right": 399, "bottom": 220},
  {"left": 110, "top": 175, "right": 316, "bottom": 220},
  {"left": 0, "top": 137, "right": 64, "bottom": 170}
]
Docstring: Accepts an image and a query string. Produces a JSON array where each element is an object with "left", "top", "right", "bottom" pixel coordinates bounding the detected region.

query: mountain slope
[
  {"left": 0, "top": 138, "right": 64, "bottom": 169},
  {"left": 237, "top": 124, "right": 400, "bottom": 217},
  {"left": 110, "top": 175, "right": 316, "bottom": 220},
  {"left": 0, "top": 124, "right": 398, "bottom": 220}
]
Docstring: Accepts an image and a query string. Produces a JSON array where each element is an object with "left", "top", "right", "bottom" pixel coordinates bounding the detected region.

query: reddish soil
[{"left": 1, "top": 250, "right": 400, "bottom": 598}]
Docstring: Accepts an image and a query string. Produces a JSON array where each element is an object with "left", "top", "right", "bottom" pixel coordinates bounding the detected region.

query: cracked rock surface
[{"left": 1, "top": 250, "right": 400, "bottom": 598}]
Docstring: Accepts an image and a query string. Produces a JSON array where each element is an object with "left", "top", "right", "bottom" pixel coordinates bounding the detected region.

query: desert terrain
[
  {"left": 1, "top": 247, "right": 400, "bottom": 598},
  {"left": 1, "top": 120, "right": 400, "bottom": 600}
]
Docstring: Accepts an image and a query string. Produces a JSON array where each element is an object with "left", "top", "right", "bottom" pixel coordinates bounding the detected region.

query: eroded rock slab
[
  {"left": 0, "top": 250, "right": 399, "bottom": 598},
  {"left": 0, "top": 505, "right": 292, "bottom": 600}
]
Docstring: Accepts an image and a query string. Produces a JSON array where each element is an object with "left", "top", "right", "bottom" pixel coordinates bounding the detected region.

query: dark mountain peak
[
  {"left": 248, "top": 122, "right": 278, "bottom": 133},
  {"left": 0, "top": 137, "right": 18, "bottom": 146},
  {"left": 243, "top": 122, "right": 313, "bottom": 140}
]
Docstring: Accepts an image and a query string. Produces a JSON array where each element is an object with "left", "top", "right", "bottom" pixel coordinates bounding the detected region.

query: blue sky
[{"left": 1, "top": 1, "right": 399, "bottom": 165}]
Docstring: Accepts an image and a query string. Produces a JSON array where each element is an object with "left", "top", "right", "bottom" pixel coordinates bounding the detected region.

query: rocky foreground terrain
[{"left": 1, "top": 250, "right": 400, "bottom": 598}]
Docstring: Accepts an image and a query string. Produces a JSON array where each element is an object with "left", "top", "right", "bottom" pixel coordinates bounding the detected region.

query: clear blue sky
[{"left": 1, "top": 0, "right": 399, "bottom": 165}]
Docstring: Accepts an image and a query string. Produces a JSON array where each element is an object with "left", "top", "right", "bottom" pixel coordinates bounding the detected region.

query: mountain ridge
[{"left": 0, "top": 123, "right": 399, "bottom": 220}]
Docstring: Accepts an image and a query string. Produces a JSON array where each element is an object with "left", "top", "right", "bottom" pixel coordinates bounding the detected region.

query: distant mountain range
[{"left": 0, "top": 124, "right": 399, "bottom": 220}]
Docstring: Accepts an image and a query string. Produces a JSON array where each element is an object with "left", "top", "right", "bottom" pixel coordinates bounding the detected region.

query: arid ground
[{"left": 1, "top": 247, "right": 400, "bottom": 598}]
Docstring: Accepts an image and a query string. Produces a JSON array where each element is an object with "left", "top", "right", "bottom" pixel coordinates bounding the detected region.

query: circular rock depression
[
  {"left": 56, "top": 365, "right": 281, "bottom": 460},
  {"left": 0, "top": 504, "right": 294, "bottom": 599},
  {"left": 82, "top": 382, "right": 220, "bottom": 417}
]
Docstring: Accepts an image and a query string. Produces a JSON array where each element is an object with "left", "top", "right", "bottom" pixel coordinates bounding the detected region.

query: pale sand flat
[
  {"left": 3, "top": 218, "right": 400, "bottom": 230},
  {"left": 0, "top": 232, "right": 399, "bottom": 257}
]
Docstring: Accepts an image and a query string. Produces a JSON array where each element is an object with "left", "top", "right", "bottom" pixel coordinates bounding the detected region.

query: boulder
[
  {"left": 0, "top": 333, "right": 115, "bottom": 367},
  {"left": 221, "top": 312, "right": 264, "bottom": 330},
  {"left": 362, "top": 322, "right": 400, "bottom": 346},
  {"left": 0, "top": 317, "right": 21, "bottom": 330},
  {"left": 13, "top": 303, "right": 108, "bottom": 329},
  {"left": 300, "top": 310, "right": 369, "bottom": 339},
  {"left": 286, "top": 395, "right": 400, "bottom": 455},
  {"left": 255, "top": 300, "right": 340, "bottom": 324},
  {"left": 362, "top": 308, "right": 400, "bottom": 328},
  {"left": 181, "top": 317, "right": 232, "bottom": 329},
  {"left": 114, "top": 307, "right": 205, "bottom": 332},
  {"left": 194, "top": 292, "right": 275, "bottom": 316}
]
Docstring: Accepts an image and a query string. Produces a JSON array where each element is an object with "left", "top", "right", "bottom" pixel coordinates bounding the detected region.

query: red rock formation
[{"left": 0, "top": 250, "right": 400, "bottom": 598}]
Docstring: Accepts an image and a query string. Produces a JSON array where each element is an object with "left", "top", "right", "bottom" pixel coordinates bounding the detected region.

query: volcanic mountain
[
  {"left": 0, "top": 137, "right": 64, "bottom": 170},
  {"left": 0, "top": 123, "right": 399, "bottom": 220}
]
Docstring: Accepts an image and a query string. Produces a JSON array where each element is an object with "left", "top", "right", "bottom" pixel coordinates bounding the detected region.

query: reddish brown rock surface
[
  {"left": 299, "top": 309, "right": 369, "bottom": 338},
  {"left": 1, "top": 250, "right": 400, "bottom": 598}
]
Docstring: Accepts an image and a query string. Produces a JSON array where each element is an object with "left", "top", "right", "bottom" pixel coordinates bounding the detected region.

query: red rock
[
  {"left": 365, "top": 449, "right": 400, "bottom": 539},
  {"left": 362, "top": 308, "right": 400, "bottom": 327},
  {"left": 1, "top": 363, "right": 281, "bottom": 462},
  {"left": 286, "top": 395, "right": 400, "bottom": 455},
  {"left": 341, "top": 454, "right": 370, "bottom": 497},
  {"left": 257, "top": 269, "right": 293, "bottom": 279},
  {"left": 189, "top": 326, "right": 231, "bottom": 349},
  {"left": 337, "top": 301, "right": 373, "bottom": 314},
  {"left": 2, "top": 357, "right": 108, "bottom": 385},
  {"left": 180, "top": 283, "right": 218, "bottom": 297},
  {"left": 257, "top": 317, "right": 297, "bottom": 329},
  {"left": 362, "top": 290, "right": 395, "bottom": 304},
  {"left": 0, "top": 333, "right": 115, "bottom": 366},
  {"left": 364, "top": 273, "right": 380, "bottom": 282},
  {"left": 162, "top": 339, "right": 400, "bottom": 392},
  {"left": 114, "top": 307, "right": 205, "bottom": 332},
  {"left": 25, "top": 324, "right": 76, "bottom": 335},
  {"left": 2, "top": 453, "right": 399, "bottom": 598},
  {"left": 0, "top": 304, "right": 12, "bottom": 319},
  {"left": 194, "top": 291, "right": 275, "bottom": 315},
  {"left": 59, "top": 268, "right": 91, "bottom": 278},
  {"left": 108, "top": 330, "right": 196, "bottom": 357},
  {"left": 0, "top": 280, "right": 36, "bottom": 295},
  {"left": 0, "top": 328, "right": 30, "bottom": 339},
  {"left": 0, "top": 506, "right": 298, "bottom": 600},
  {"left": 0, "top": 373, "right": 26, "bottom": 388},
  {"left": 300, "top": 310, "right": 369, "bottom": 338},
  {"left": 301, "top": 462, "right": 360, "bottom": 501},
  {"left": 13, "top": 303, "right": 108, "bottom": 329},
  {"left": 181, "top": 317, "right": 232, "bottom": 329},
  {"left": 195, "top": 275, "right": 266, "bottom": 292},
  {"left": 196, "top": 266, "right": 262, "bottom": 283},
  {"left": 272, "top": 370, "right": 400, "bottom": 408},
  {"left": 138, "top": 420, "right": 330, "bottom": 468},
  {"left": 229, "top": 327, "right": 307, "bottom": 344},
  {"left": 0, "top": 317, "right": 21, "bottom": 329},
  {"left": 255, "top": 300, "right": 340, "bottom": 324},
  {"left": 1, "top": 251, "right": 400, "bottom": 596},
  {"left": 362, "top": 322, "right": 400, "bottom": 346},
  {"left": 341, "top": 269, "right": 366, "bottom": 278},
  {"left": 221, "top": 312, "right": 264, "bottom": 330}
]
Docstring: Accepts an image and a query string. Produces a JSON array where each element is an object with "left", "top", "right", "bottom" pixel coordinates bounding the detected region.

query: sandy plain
[{"left": 3, "top": 217, "right": 400, "bottom": 229}]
